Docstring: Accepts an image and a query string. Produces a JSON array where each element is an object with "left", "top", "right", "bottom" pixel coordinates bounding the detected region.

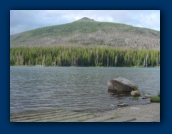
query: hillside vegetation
[{"left": 10, "top": 17, "right": 160, "bottom": 50}]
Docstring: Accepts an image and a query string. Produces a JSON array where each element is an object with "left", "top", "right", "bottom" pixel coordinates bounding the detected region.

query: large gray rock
[{"left": 108, "top": 77, "right": 137, "bottom": 92}]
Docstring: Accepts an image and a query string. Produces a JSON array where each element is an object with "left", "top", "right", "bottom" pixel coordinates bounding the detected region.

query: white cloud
[{"left": 10, "top": 10, "right": 160, "bottom": 35}]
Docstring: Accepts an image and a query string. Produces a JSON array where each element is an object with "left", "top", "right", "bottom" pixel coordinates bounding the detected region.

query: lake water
[{"left": 10, "top": 67, "right": 160, "bottom": 113}]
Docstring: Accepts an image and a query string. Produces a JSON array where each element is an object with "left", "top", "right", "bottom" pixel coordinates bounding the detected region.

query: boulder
[
  {"left": 131, "top": 90, "right": 140, "bottom": 97},
  {"left": 144, "top": 94, "right": 152, "bottom": 98},
  {"left": 108, "top": 77, "right": 137, "bottom": 93}
]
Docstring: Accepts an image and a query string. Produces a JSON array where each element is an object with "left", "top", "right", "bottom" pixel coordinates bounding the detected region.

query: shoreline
[
  {"left": 10, "top": 103, "right": 160, "bottom": 122},
  {"left": 10, "top": 65, "right": 160, "bottom": 68},
  {"left": 95, "top": 103, "right": 160, "bottom": 122}
]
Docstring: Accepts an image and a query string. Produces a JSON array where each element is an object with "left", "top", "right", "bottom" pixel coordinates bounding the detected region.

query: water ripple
[{"left": 10, "top": 67, "right": 160, "bottom": 113}]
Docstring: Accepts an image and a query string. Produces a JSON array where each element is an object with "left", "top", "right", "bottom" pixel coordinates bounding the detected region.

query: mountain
[{"left": 10, "top": 17, "right": 160, "bottom": 49}]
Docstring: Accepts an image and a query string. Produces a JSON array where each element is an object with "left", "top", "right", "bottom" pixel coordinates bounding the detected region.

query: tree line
[{"left": 10, "top": 46, "right": 160, "bottom": 67}]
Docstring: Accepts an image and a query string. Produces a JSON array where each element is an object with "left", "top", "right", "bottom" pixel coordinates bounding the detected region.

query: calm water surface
[{"left": 10, "top": 67, "right": 160, "bottom": 113}]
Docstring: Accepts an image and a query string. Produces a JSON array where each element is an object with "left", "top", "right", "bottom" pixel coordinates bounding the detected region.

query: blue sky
[{"left": 10, "top": 10, "right": 160, "bottom": 35}]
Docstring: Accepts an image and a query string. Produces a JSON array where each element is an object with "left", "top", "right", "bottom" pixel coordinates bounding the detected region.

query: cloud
[{"left": 10, "top": 10, "right": 160, "bottom": 35}]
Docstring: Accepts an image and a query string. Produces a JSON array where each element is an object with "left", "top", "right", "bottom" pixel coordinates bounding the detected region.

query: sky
[{"left": 10, "top": 10, "right": 160, "bottom": 35}]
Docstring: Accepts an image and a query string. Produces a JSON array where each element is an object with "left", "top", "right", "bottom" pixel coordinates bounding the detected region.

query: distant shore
[{"left": 10, "top": 65, "right": 160, "bottom": 68}]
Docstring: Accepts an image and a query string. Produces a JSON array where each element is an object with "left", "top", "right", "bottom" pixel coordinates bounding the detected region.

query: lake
[{"left": 10, "top": 66, "right": 160, "bottom": 113}]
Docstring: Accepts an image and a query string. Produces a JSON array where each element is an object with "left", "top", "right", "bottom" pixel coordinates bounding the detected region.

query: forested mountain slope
[{"left": 10, "top": 46, "right": 160, "bottom": 67}]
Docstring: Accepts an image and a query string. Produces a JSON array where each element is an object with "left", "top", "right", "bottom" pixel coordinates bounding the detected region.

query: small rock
[
  {"left": 131, "top": 90, "right": 140, "bottom": 97},
  {"left": 117, "top": 103, "right": 128, "bottom": 107},
  {"left": 144, "top": 94, "right": 152, "bottom": 98}
]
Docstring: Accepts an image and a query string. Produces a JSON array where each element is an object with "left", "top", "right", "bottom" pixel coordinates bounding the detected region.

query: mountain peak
[{"left": 77, "top": 17, "right": 95, "bottom": 22}]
